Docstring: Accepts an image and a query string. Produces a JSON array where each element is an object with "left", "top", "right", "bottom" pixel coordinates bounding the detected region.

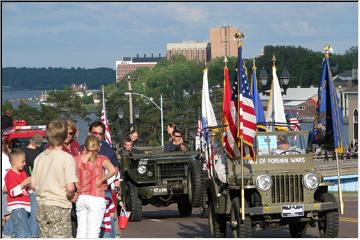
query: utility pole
[{"left": 128, "top": 75, "right": 134, "bottom": 133}]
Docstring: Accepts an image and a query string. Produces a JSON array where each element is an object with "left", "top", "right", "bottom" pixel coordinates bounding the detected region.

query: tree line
[
  {"left": 2, "top": 45, "right": 357, "bottom": 145},
  {"left": 2, "top": 67, "right": 115, "bottom": 90}
]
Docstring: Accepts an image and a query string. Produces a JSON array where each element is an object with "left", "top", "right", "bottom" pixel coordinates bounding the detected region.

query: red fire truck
[{"left": 2, "top": 120, "right": 47, "bottom": 149}]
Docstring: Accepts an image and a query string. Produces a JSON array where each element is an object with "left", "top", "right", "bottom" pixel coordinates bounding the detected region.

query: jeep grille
[
  {"left": 157, "top": 163, "right": 187, "bottom": 178},
  {"left": 271, "top": 175, "right": 304, "bottom": 203}
]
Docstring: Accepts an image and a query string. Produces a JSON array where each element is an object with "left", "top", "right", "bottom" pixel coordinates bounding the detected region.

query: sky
[{"left": 2, "top": 2, "right": 358, "bottom": 69}]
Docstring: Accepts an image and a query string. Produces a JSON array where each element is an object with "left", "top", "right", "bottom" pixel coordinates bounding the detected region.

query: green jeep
[
  {"left": 206, "top": 130, "right": 339, "bottom": 238},
  {"left": 119, "top": 146, "right": 205, "bottom": 222}
]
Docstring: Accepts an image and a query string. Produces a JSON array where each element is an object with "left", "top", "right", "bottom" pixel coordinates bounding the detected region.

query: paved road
[{"left": 119, "top": 198, "right": 358, "bottom": 238}]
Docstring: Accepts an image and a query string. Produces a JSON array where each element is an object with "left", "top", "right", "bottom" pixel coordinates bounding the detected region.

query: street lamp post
[
  {"left": 125, "top": 92, "right": 164, "bottom": 147},
  {"left": 259, "top": 66, "right": 290, "bottom": 95},
  {"left": 127, "top": 76, "right": 134, "bottom": 132}
]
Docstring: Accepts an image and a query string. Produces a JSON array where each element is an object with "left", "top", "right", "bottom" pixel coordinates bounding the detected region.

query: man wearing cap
[
  {"left": 274, "top": 136, "right": 291, "bottom": 155},
  {"left": 20, "top": 133, "right": 44, "bottom": 238}
]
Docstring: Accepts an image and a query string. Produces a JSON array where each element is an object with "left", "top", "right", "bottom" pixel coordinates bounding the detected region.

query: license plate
[{"left": 281, "top": 204, "right": 304, "bottom": 217}]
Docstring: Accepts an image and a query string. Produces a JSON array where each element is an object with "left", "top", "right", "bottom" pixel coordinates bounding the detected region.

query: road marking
[
  {"left": 340, "top": 217, "right": 358, "bottom": 223},
  {"left": 149, "top": 219, "right": 162, "bottom": 222}
]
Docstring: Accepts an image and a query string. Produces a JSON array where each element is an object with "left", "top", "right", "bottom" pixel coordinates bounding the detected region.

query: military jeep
[
  {"left": 206, "top": 130, "right": 339, "bottom": 238},
  {"left": 119, "top": 147, "right": 205, "bottom": 222}
]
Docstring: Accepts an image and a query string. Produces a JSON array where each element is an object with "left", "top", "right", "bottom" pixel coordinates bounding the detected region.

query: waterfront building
[
  {"left": 166, "top": 41, "right": 210, "bottom": 62},
  {"left": 209, "top": 26, "right": 239, "bottom": 59},
  {"left": 260, "top": 87, "right": 318, "bottom": 120},
  {"left": 336, "top": 71, "right": 358, "bottom": 144},
  {"left": 116, "top": 54, "right": 164, "bottom": 82},
  {"left": 343, "top": 86, "right": 358, "bottom": 144},
  {"left": 71, "top": 83, "right": 87, "bottom": 92}
]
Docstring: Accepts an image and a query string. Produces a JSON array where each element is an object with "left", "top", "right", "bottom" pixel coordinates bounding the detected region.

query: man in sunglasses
[
  {"left": 164, "top": 129, "right": 183, "bottom": 152},
  {"left": 88, "top": 121, "right": 119, "bottom": 238}
]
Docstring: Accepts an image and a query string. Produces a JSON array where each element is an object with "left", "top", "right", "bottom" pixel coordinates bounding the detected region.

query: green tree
[{"left": 47, "top": 87, "right": 85, "bottom": 118}]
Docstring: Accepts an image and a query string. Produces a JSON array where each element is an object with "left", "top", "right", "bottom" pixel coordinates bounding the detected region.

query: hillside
[
  {"left": 2, "top": 45, "right": 357, "bottom": 91},
  {"left": 2, "top": 67, "right": 115, "bottom": 90}
]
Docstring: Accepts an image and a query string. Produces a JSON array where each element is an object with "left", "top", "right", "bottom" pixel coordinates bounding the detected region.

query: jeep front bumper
[{"left": 245, "top": 201, "right": 338, "bottom": 215}]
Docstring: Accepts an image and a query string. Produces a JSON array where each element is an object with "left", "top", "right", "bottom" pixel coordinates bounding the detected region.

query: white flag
[
  {"left": 201, "top": 68, "right": 217, "bottom": 172},
  {"left": 201, "top": 68, "right": 217, "bottom": 128},
  {"left": 265, "top": 66, "right": 286, "bottom": 130}
]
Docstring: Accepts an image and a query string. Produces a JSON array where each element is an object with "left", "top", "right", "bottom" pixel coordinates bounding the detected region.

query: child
[
  {"left": 4, "top": 149, "right": 31, "bottom": 238},
  {"left": 31, "top": 119, "right": 78, "bottom": 238},
  {"left": 75, "top": 135, "right": 116, "bottom": 238}
]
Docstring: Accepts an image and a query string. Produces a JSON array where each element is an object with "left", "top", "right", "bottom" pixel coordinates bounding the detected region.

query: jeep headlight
[
  {"left": 256, "top": 174, "right": 272, "bottom": 191},
  {"left": 137, "top": 165, "right": 147, "bottom": 175},
  {"left": 303, "top": 173, "right": 319, "bottom": 190}
]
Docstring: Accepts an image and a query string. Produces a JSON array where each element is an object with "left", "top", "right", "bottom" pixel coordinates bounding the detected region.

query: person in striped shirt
[{"left": 4, "top": 149, "right": 32, "bottom": 238}]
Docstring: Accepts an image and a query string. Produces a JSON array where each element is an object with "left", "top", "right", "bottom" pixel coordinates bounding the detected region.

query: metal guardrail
[{"left": 314, "top": 158, "right": 358, "bottom": 170}]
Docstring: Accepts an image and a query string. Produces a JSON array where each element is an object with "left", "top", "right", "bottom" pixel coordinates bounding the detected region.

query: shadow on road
[
  {"left": 177, "top": 222, "right": 210, "bottom": 238},
  {"left": 142, "top": 207, "right": 203, "bottom": 220}
]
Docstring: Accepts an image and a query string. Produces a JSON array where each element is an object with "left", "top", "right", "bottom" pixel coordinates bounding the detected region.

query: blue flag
[
  {"left": 312, "top": 55, "right": 344, "bottom": 153},
  {"left": 251, "top": 66, "right": 266, "bottom": 129}
]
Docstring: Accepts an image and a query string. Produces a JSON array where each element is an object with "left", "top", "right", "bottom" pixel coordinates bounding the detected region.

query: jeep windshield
[{"left": 256, "top": 131, "right": 309, "bottom": 156}]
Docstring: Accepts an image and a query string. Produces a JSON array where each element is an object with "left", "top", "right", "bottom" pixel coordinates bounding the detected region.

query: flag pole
[
  {"left": 324, "top": 45, "right": 344, "bottom": 214},
  {"left": 102, "top": 85, "right": 105, "bottom": 108},
  {"left": 222, "top": 56, "right": 228, "bottom": 126},
  {"left": 235, "top": 32, "right": 246, "bottom": 221},
  {"left": 335, "top": 151, "right": 344, "bottom": 214}
]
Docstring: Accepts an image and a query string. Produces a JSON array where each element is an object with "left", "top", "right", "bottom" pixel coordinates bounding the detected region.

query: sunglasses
[
  {"left": 91, "top": 131, "right": 104, "bottom": 136},
  {"left": 174, "top": 135, "right": 182, "bottom": 137},
  {"left": 68, "top": 132, "right": 75, "bottom": 136}
]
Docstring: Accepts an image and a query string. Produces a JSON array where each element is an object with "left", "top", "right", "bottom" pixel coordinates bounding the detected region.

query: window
[{"left": 297, "top": 105, "right": 305, "bottom": 110}]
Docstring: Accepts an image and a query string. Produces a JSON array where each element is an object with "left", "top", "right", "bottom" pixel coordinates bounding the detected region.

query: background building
[
  {"left": 209, "top": 26, "right": 239, "bottom": 59},
  {"left": 116, "top": 54, "right": 164, "bottom": 82},
  {"left": 166, "top": 41, "right": 210, "bottom": 62},
  {"left": 260, "top": 87, "right": 319, "bottom": 120}
]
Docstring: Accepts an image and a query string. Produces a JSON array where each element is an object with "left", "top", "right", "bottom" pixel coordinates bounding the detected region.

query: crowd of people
[
  {"left": 1, "top": 119, "right": 123, "bottom": 238},
  {"left": 1, "top": 119, "right": 191, "bottom": 238},
  {"left": 344, "top": 140, "right": 358, "bottom": 160}
]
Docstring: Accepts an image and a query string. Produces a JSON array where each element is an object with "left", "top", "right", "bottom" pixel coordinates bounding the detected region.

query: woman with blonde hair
[{"left": 74, "top": 135, "right": 116, "bottom": 238}]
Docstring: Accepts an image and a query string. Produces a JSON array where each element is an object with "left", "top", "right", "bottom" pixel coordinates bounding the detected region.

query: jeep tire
[
  {"left": 125, "top": 182, "right": 142, "bottom": 222},
  {"left": 200, "top": 193, "right": 209, "bottom": 218},
  {"left": 230, "top": 197, "right": 251, "bottom": 238},
  {"left": 289, "top": 221, "right": 307, "bottom": 237},
  {"left": 318, "top": 193, "right": 339, "bottom": 238},
  {"left": 177, "top": 197, "right": 192, "bottom": 216},
  {"left": 208, "top": 196, "right": 226, "bottom": 237},
  {"left": 188, "top": 160, "right": 202, "bottom": 207}
]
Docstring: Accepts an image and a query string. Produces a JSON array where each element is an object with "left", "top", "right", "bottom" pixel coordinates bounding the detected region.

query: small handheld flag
[{"left": 101, "top": 86, "right": 112, "bottom": 145}]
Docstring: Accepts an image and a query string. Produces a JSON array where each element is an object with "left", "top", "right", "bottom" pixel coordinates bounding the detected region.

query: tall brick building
[
  {"left": 209, "top": 26, "right": 239, "bottom": 59},
  {"left": 166, "top": 41, "right": 210, "bottom": 62}
]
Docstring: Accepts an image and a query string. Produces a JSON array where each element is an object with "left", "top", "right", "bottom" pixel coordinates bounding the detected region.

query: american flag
[
  {"left": 195, "top": 118, "right": 202, "bottom": 151},
  {"left": 287, "top": 114, "right": 301, "bottom": 131},
  {"left": 101, "top": 86, "right": 112, "bottom": 145},
  {"left": 237, "top": 46, "right": 256, "bottom": 158},
  {"left": 223, "top": 46, "right": 257, "bottom": 159}
]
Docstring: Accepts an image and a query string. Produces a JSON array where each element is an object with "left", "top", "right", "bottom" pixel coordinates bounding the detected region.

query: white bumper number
[
  {"left": 153, "top": 187, "right": 167, "bottom": 193},
  {"left": 281, "top": 204, "right": 304, "bottom": 217}
]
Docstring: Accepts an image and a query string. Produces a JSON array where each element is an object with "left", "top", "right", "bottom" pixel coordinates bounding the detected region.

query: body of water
[{"left": 2, "top": 89, "right": 44, "bottom": 103}]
